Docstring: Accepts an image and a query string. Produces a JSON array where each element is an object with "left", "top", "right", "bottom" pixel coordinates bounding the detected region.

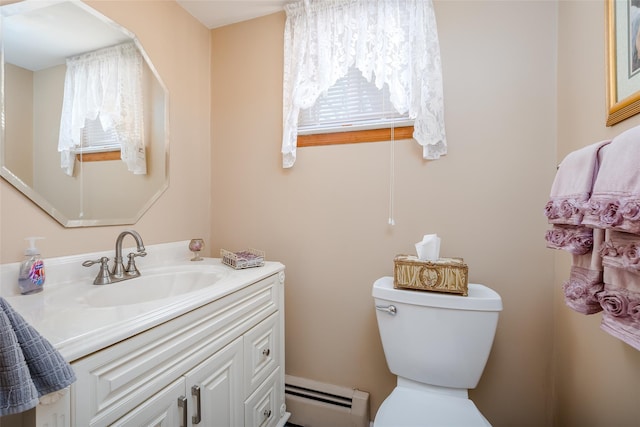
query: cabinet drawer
[
  {"left": 244, "top": 312, "right": 280, "bottom": 397},
  {"left": 72, "top": 274, "right": 280, "bottom": 427},
  {"left": 244, "top": 367, "right": 281, "bottom": 427}
]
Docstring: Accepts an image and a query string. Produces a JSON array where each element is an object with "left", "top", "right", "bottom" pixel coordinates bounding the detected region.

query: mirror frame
[{"left": 0, "top": 0, "right": 170, "bottom": 227}]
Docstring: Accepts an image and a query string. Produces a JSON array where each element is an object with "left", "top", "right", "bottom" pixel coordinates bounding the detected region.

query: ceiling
[
  {"left": 176, "top": 0, "right": 288, "bottom": 29},
  {"left": 1, "top": 0, "right": 289, "bottom": 72},
  {"left": 2, "top": 1, "right": 133, "bottom": 71}
]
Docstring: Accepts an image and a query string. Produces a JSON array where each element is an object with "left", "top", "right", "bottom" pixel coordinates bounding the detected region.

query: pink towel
[
  {"left": 544, "top": 140, "right": 608, "bottom": 314},
  {"left": 563, "top": 265, "right": 604, "bottom": 314},
  {"left": 545, "top": 224, "right": 593, "bottom": 255},
  {"left": 594, "top": 230, "right": 640, "bottom": 350},
  {"left": 544, "top": 140, "right": 611, "bottom": 225},
  {"left": 561, "top": 228, "right": 605, "bottom": 315},
  {"left": 600, "top": 230, "right": 640, "bottom": 272},
  {"left": 545, "top": 127, "right": 640, "bottom": 347},
  {"left": 599, "top": 265, "right": 640, "bottom": 351},
  {"left": 582, "top": 126, "right": 640, "bottom": 233}
]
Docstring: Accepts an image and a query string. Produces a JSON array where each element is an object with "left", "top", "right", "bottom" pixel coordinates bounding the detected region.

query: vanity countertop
[{"left": 0, "top": 241, "right": 284, "bottom": 362}]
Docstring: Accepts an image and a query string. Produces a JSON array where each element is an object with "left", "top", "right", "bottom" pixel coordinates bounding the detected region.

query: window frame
[{"left": 297, "top": 125, "right": 414, "bottom": 147}]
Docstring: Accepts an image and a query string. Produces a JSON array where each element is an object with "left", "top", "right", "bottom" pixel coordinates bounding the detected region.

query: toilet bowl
[
  {"left": 372, "top": 277, "right": 502, "bottom": 426},
  {"left": 374, "top": 382, "right": 491, "bottom": 427}
]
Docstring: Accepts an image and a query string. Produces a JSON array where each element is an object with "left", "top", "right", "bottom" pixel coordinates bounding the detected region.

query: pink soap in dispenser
[{"left": 18, "top": 237, "right": 45, "bottom": 295}]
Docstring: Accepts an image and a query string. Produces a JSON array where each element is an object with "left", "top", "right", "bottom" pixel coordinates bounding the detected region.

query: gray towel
[{"left": 0, "top": 297, "right": 76, "bottom": 416}]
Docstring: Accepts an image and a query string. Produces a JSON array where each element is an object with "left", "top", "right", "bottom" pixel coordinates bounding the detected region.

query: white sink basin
[
  {"left": 47, "top": 264, "right": 231, "bottom": 308},
  {"left": 83, "top": 264, "right": 230, "bottom": 307}
]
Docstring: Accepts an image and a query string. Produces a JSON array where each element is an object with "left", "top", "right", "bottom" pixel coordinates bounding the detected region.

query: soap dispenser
[{"left": 18, "top": 237, "right": 45, "bottom": 295}]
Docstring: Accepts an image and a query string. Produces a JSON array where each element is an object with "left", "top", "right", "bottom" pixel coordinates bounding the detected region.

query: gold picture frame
[{"left": 606, "top": 0, "right": 640, "bottom": 126}]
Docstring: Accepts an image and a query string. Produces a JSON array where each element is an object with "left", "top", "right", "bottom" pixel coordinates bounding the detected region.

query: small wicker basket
[
  {"left": 393, "top": 255, "right": 469, "bottom": 296},
  {"left": 220, "top": 248, "right": 265, "bottom": 269}
]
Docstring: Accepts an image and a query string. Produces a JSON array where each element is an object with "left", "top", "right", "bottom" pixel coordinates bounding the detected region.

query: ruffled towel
[
  {"left": 597, "top": 230, "right": 640, "bottom": 350},
  {"left": 0, "top": 297, "right": 76, "bottom": 416},
  {"left": 582, "top": 126, "right": 640, "bottom": 233},
  {"left": 544, "top": 140, "right": 610, "bottom": 314},
  {"left": 561, "top": 228, "right": 605, "bottom": 315},
  {"left": 545, "top": 139, "right": 611, "bottom": 226},
  {"left": 576, "top": 126, "right": 640, "bottom": 349}
]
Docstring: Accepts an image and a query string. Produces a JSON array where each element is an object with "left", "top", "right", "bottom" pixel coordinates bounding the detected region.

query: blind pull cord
[{"left": 388, "top": 120, "right": 395, "bottom": 226}]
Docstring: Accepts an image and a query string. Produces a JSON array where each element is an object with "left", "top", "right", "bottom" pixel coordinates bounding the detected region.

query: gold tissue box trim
[{"left": 393, "top": 255, "right": 469, "bottom": 296}]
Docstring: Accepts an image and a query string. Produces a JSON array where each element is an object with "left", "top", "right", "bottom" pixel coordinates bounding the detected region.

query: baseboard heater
[{"left": 284, "top": 375, "right": 370, "bottom": 427}]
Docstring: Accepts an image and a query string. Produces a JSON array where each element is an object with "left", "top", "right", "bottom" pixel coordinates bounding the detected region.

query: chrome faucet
[
  {"left": 112, "top": 230, "right": 146, "bottom": 279},
  {"left": 83, "top": 230, "right": 147, "bottom": 285}
]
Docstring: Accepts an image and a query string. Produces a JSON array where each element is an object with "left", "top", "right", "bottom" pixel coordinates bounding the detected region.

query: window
[
  {"left": 281, "top": 0, "right": 446, "bottom": 168},
  {"left": 80, "top": 117, "right": 120, "bottom": 153},
  {"left": 58, "top": 42, "right": 145, "bottom": 174},
  {"left": 297, "top": 66, "right": 414, "bottom": 147},
  {"left": 74, "top": 117, "right": 121, "bottom": 162}
]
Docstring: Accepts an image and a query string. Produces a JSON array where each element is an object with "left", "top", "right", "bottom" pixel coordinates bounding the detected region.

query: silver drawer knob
[{"left": 262, "top": 348, "right": 271, "bottom": 357}]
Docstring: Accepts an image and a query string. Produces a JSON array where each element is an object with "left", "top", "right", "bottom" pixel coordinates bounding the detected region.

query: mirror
[{"left": 0, "top": 0, "right": 169, "bottom": 227}]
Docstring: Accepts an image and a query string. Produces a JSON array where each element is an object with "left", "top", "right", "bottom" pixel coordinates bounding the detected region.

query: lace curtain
[
  {"left": 58, "top": 42, "right": 146, "bottom": 176},
  {"left": 282, "top": 0, "right": 447, "bottom": 168}
]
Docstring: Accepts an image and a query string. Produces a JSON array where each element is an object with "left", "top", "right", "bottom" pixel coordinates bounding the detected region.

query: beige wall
[
  {"left": 211, "top": 1, "right": 557, "bottom": 425},
  {"left": 31, "top": 64, "right": 79, "bottom": 219},
  {"left": 4, "top": 63, "right": 33, "bottom": 186},
  {"left": 555, "top": 1, "right": 640, "bottom": 426}
]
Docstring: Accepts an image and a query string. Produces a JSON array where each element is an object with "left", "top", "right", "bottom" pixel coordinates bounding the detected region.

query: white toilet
[{"left": 372, "top": 276, "right": 502, "bottom": 427}]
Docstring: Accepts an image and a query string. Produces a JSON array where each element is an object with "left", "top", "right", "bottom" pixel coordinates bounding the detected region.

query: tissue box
[{"left": 393, "top": 255, "right": 469, "bottom": 296}]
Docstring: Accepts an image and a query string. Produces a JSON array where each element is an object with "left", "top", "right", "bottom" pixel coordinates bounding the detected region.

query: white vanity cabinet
[{"left": 36, "top": 269, "right": 286, "bottom": 427}]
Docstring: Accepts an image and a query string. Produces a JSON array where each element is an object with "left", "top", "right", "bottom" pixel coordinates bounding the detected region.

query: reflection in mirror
[{"left": 1, "top": 0, "right": 169, "bottom": 227}]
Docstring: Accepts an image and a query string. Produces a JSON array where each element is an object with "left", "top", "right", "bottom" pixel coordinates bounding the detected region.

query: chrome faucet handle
[
  {"left": 82, "top": 257, "right": 112, "bottom": 285},
  {"left": 125, "top": 251, "right": 146, "bottom": 275}
]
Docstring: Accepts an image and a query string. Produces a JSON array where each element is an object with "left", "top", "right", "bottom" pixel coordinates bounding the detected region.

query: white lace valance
[
  {"left": 282, "top": 0, "right": 447, "bottom": 168},
  {"left": 58, "top": 42, "right": 146, "bottom": 175}
]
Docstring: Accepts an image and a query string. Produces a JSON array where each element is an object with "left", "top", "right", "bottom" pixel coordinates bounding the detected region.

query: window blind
[
  {"left": 77, "top": 116, "right": 121, "bottom": 154},
  {"left": 297, "top": 66, "right": 412, "bottom": 135}
]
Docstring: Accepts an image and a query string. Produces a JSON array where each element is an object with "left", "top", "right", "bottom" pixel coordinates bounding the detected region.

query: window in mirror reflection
[
  {"left": 75, "top": 117, "right": 122, "bottom": 162},
  {"left": 58, "top": 42, "right": 146, "bottom": 176}
]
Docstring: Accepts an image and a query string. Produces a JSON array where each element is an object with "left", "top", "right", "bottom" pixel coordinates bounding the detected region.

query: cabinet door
[
  {"left": 185, "top": 337, "right": 244, "bottom": 427},
  {"left": 35, "top": 389, "right": 71, "bottom": 427},
  {"left": 110, "top": 378, "right": 185, "bottom": 427}
]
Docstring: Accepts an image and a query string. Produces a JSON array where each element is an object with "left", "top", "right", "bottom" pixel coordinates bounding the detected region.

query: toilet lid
[{"left": 374, "top": 387, "right": 491, "bottom": 427}]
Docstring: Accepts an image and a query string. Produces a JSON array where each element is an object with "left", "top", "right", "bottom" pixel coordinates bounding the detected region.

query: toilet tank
[{"left": 373, "top": 277, "right": 502, "bottom": 390}]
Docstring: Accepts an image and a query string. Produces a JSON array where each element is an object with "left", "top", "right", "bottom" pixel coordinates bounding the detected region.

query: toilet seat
[{"left": 373, "top": 387, "right": 491, "bottom": 427}]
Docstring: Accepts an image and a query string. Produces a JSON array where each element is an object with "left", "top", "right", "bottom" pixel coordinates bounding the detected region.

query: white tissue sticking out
[{"left": 415, "top": 234, "right": 440, "bottom": 261}]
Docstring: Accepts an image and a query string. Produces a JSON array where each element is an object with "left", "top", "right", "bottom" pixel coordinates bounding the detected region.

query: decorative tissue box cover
[{"left": 393, "top": 255, "right": 469, "bottom": 296}]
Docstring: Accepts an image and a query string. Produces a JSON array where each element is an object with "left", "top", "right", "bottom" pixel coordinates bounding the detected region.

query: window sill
[
  {"left": 75, "top": 150, "right": 120, "bottom": 162},
  {"left": 297, "top": 126, "right": 414, "bottom": 147}
]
